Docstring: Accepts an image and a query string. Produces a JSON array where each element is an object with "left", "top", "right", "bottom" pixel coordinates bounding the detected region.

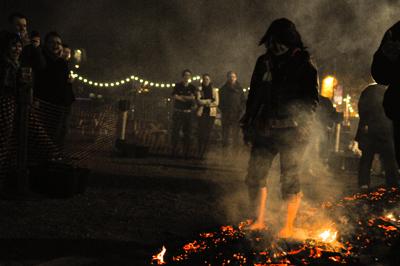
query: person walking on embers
[
  {"left": 195, "top": 73, "right": 219, "bottom": 159},
  {"left": 219, "top": 71, "right": 245, "bottom": 154},
  {"left": 171, "top": 69, "right": 196, "bottom": 158},
  {"left": 355, "top": 83, "right": 399, "bottom": 190},
  {"left": 240, "top": 18, "right": 319, "bottom": 237}
]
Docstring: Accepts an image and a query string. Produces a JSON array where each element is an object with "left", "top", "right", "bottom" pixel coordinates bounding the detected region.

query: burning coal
[
  {"left": 152, "top": 245, "right": 167, "bottom": 265},
  {"left": 151, "top": 187, "right": 400, "bottom": 265}
]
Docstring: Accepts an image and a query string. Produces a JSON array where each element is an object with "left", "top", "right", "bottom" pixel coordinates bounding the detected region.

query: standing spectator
[
  {"left": 34, "top": 32, "right": 70, "bottom": 105},
  {"left": 6, "top": 12, "right": 29, "bottom": 46},
  {"left": 219, "top": 71, "right": 245, "bottom": 153},
  {"left": 0, "top": 32, "right": 22, "bottom": 97},
  {"left": 371, "top": 21, "right": 400, "bottom": 166},
  {"left": 30, "top": 31, "right": 41, "bottom": 48},
  {"left": 0, "top": 33, "right": 23, "bottom": 174},
  {"left": 355, "top": 83, "right": 399, "bottom": 190},
  {"left": 58, "top": 44, "right": 75, "bottom": 146},
  {"left": 34, "top": 32, "right": 73, "bottom": 150},
  {"left": 61, "top": 44, "right": 72, "bottom": 62},
  {"left": 240, "top": 18, "right": 319, "bottom": 236},
  {"left": 171, "top": 69, "right": 196, "bottom": 158},
  {"left": 196, "top": 74, "right": 219, "bottom": 159},
  {"left": 316, "top": 94, "right": 340, "bottom": 161},
  {"left": 1, "top": 13, "right": 44, "bottom": 70}
]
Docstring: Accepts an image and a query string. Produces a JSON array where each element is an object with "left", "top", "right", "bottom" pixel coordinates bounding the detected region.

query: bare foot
[{"left": 278, "top": 226, "right": 293, "bottom": 238}]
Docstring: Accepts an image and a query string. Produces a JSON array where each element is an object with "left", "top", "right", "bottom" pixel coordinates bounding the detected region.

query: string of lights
[{"left": 70, "top": 66, "right": 250, "bottom": 91}]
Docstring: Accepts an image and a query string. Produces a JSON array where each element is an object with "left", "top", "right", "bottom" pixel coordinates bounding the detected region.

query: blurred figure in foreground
[
  {"left": 195, "top": 74, "right": 219, "bottom": 159},
  {"left": 316, "top": 94, "right": 341, "bottom": 162},
  {"left": 355, "top": 83, "right": 399, "bottom": 190},
  {"left": 371, "top": 21, "right": 400, "bottom": 167},
  {"left": 219, "top": 71, "right": 245, "bottom": 154},
  {"left": 241, "top": 18, "right": 319, "bottom": 237},
  {"left": 171, "top": 69, "right": 196, "bottom": 158}
]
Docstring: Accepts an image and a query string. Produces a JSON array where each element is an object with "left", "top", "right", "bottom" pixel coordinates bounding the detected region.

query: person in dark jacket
[
  {"left": 171, "top": 69, "right": 196, "bottom": 158},
  {"left": 34, "top": 32, "right": 73, "bottom": 106},
  {"left": 219, "top": 71, "right": 245, "bottom": 152},
  {"left": 355, "top": 84, "right": 399, "bottom": 189},
  {"left": 0, "top": 33, "right": 24, "bottom": 173},
  {"left": 0, "top": 32, "right": 23, "bottom": 97},
  {"left": 240, "top": 18, "right": 319, "bottom": 236},
  {"left": 371, "top": 21, "right": 400, "bottom": 166},
  {"left": 316, "top": 94, "right": 340, "bottom": 161},
  {"left": 34, "top": 32, "right": 74, "bottom": 150}
]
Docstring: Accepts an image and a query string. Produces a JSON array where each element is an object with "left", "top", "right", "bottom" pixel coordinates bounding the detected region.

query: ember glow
[
  {"left": 151, "top": 187, "right": 400, "bottom": 265},
  {"left": 152, "top": 245, "right": 167, "bottom": 265},
  {"left": 318, "top": 229, "right": 338, "bottom": 243}
]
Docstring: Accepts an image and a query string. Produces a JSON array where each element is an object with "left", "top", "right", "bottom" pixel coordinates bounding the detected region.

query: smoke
[
  {"left": 1, "top": 0, "right": 398, "bottom": 234},
  {"left": 2, "top": 0, "right": 399, "bottom": 90}
]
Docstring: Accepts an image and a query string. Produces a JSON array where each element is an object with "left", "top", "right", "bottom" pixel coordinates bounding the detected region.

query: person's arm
[
  {"left": 181, "top": 86, "right": 196, "bottom": 102},
  {"left": 355, "top": 91, "right": 367, "bottom": 142},
  {"left": 209, "top": 88, "right": 219, "bottom": 107},
  {"left": 196, "top": 89, "right": 208, "bottom": 106},
  {"left": 371, "top": 24, "right": 400, "bottom": 85},
  {"left": 172, "top": 86, "right": 184, "bottom": 102},
  {"left": 298, "top": 61, "right": 319, "bottom": 113},
  {"left": 241, "top": 55, "right": 268, "bottom": 126}
]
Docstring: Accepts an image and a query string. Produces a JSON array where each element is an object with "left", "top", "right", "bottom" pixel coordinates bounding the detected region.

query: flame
[
  {"left": 152, "top": 246, "right": 167, "bottom": 265},
  {"left": 385, "top": 213, "right": 397, "bottom": 222},
  {"left": 318, "top": 229, "right": 338, "bottom": 243}
]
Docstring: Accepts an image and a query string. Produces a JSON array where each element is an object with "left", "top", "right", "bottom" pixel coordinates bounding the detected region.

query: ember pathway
[{"left": 0, "top": 150, "right": 388, "bottom": 265}]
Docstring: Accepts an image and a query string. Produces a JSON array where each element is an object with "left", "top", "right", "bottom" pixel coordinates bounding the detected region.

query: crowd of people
[
  {"left": 1, "top": 12, "right": 400, "bottom": 237},
  {"left": 0, "top": 13, "right": 75, "bottom": 153},
  {"left": 170, "top": 69, "right": 246, "bottom": 158}
]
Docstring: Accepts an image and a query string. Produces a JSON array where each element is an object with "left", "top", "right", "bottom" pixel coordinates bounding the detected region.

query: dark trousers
[
  {"left": 358, "top": 139, "right": 399, "bottom": 187},
  {"left": 221, "top": 119, "right": 240, "bottom": 149},
  {"left": 171, "top": 111, "right": 192, "bottom": 156},
  {"left": 197, "top": 115, "right": 215, "bottom": 157}
]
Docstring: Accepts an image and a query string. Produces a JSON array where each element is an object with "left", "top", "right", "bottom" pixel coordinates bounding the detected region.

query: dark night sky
[{"left": 1, "top": 0, "right": 399, "bottom": 92}]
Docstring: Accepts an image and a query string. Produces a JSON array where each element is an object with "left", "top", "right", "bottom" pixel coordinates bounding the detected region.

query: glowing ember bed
[{"left": 152, "top": 187, "right": 400, "bottom": 265}]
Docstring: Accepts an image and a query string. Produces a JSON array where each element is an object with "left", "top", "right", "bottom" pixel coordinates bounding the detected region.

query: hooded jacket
[
  {"left": 244, "top": 49, "right": 319, "bottom": 130},
  {"left": 371, "top": 21, "right": 400, "bottom": 121}
]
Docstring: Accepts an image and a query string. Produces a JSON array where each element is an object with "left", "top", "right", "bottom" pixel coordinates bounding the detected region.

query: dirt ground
[{"left": 0, "top": 149, "right": 387, "bottom": 266}]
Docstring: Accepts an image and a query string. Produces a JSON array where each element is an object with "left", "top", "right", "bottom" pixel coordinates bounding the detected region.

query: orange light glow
[
  {"left": 152, "top": 246, "right": 167, "bottom": 265},
  {"left": 318, "top": 229, "right": 338, "bottom": 243},
  {"left": 321, "top": 75, "right": 337, "bottom": 99}
]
